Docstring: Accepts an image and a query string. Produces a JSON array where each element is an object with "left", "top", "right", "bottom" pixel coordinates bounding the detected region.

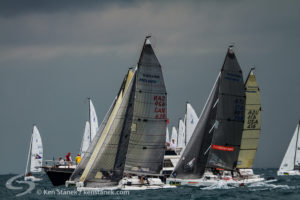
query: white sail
[
  {"left": 80, "top": 121, "right": 91, "bottom": 158},
  {"left": 171, "top": 126, "right": 178, "bottom": 146},
  {"left": 30, "top": 126, "right": 43, "bottom": 173},
  {"left": 295, "top": 123, "right": 300, "bottom": 166},
  {"left": 89, "top": 99, "right": 99, "bottom": 141},
  {"left": 166, "top": 127, "right": 170, "bottom": 143},
  {"left": 279, "top": 124, "right": 299, "bottom": 171},
  {"left": 185, "top": 103, "right": 199, "bottom": 145},
  {"left": 177, "top": 119, "right": 185, "bottom": 148}
]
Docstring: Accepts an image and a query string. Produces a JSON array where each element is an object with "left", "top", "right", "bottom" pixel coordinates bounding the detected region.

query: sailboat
[
  {"left": 236, "top": 68, "right": 263, "bottom": 180},
  {"left": 177, "top": 118, "right": 186, "bottom": 150},
  {"left": 81, "top": 99, "right": 99, "bottom": 158},
  {"left": 24, "top": 125, "right": 43, "bottom": 182},
  {"left": 167, "top": 46, "right": 263, "bottom": 187},
  {"left": 72, "top": 36, "right": 173, "bottom": 190},
  {"left": 162, "top": 104, "right": 199, "bottom": 176},
  {"left": 43, "top": 99, "right": 99, "bottom": 186},
  {"left": 185, "top": 103, "right": 199, "bottom": 146},
  {"left": 278, "top": 121, "right": 300, "bottom": 175},
  {"left": 171, "top": 126, "right": 178, "bottom": 148}
]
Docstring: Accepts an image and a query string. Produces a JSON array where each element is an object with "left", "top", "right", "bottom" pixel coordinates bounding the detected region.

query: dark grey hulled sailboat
[
  {"left": 172, "top": 47, "right": 245, "bottom": 179},
  {"left": 73, "top": 37, "right": 168, "bottom": 189}
]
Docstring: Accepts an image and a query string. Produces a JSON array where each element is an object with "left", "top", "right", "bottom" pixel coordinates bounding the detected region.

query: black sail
[
  {"left": 173, "top": 47, "right": 245, "bottom": 178},
  {"left": 173, "top": 74, "right": 220, "bottom": 178},
  {"left": 124, "top": 38, "right": 167, "bottom": 174},
  {"left": 206, "top": 48, "right": 245, "bottom": 170}
]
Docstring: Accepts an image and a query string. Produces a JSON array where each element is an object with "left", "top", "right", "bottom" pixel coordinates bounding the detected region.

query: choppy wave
[{"left": 1, "top": 169, "right": 300, "bottom": 200}]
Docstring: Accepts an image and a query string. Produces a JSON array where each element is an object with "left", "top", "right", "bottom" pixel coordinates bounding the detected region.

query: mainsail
[
  {"left": 206, "top": 47, "right": 245, "bottom": 170},
  {"left": 124, "top": 37, "right": 167, "bottom": 174},
  {"left": 80, "top": 121, "right": 91, "bottom": 158},
  {"left": 237, "top": 68, "right": 261, "bottom": 169},
  {"left": 171, "top": 126, "right": 178, "bottom": 146},
  {"left": 177, "top": 119, "right": 185, "bottom": 148},
  {"left": 89, "top": 99, "right": 99, "bottom": 141},
  {"left": 25, "top": 125, "right": 43, "bottom": 174},
  {"left": 279, "top": 122, "right": 300, "bottom": 171},
  {"left": 173, "top": 47, "right": 245, "bottom": 178},
  {"left": 185, "top": 103, "right": 199, "bottom": 145}
]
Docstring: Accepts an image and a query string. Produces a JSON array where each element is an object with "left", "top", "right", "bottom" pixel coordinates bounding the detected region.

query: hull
[
  {"left": 166, "top": 176, "right": 264, "bottom": 187},
  {"left": 167, "top": 170, "right": 264, "bottom": 187},
  {"left": 43, "top": 167, "right": 74, "bottom": 186},
  {"left": 77, "top": 177, "right": 176, "bottom": 191},
  {"left": 24, "top": 176, "right": 42, "bottom": 182},
  {"left": 277, "top": 170, "right": 300, "bottom": 176}
]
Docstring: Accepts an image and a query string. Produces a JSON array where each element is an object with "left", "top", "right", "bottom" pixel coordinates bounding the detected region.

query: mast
[
  {"left": 88, "top": 98, "right": 92, "bottom": 144},
  {"left": 185, "top": 102, "right": 188, "bottom": 146},
  {"left": 25, "top": 126, "right": 34, "bottom": 176},
  {"left": 293, "top": 121, "right": 300, "bottom": 168}
]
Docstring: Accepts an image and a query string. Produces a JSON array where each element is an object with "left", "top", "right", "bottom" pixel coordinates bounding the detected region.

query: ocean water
[{"left": 1, "top": 169, "right": 300, "bottom": 200}]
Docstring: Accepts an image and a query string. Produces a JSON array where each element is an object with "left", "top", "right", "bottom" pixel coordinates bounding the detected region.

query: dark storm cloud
[
  {"left": 0, "top": 0, "right": 136, "bottom": 17},
  {"left": 1, "top": 0, "right": 300, "bottom": 174}
]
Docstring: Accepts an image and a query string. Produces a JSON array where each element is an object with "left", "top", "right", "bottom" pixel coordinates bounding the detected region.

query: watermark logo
[{"left": 5, "top": 174, "right": 35, "bottom": 197}]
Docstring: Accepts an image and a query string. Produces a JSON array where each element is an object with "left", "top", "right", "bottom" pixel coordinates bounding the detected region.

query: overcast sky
[{"left": 1, "top": 0, "right": 300, "bottom": 174}]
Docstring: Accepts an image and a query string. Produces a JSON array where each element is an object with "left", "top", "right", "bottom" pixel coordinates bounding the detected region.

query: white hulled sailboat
[
  {"left": 25, "top": 125, "right": 43, "bottom": 182},
  {"left": 278, "top": 121, "right": 300, "bottom": 176}
]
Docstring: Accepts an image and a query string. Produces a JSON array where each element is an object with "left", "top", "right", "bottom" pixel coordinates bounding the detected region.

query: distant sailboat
[
  {"left": 185, "top": 103, "right": 199, "bottom": 146},
  {"left": 89, "top": 98, "right": 99, "bottom": 142},
  {"left": 171, "top": 126, "right": 178, "bottom": 147},
  {"left": 42, "top": 99, "right": 99, "bottom": 186},
  {"left": 25, "top": 125, "right": 43, "bottom": 182},
  {"left": 80, "top": 99, "right": 99, "bottom": 158},
  {"left": 177, "top": 119, "right": 185, "bottom": 149},
  {"left": 278, "top": 121, "right": 300, "bottom": 176}
]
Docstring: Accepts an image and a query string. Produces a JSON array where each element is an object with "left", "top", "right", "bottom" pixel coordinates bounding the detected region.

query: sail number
[
  {"left": 247, "top": 109, "right": 259, "bottom": 129},
  {"left": 154, "top": 95, "right": 166, "bottom": 119}
]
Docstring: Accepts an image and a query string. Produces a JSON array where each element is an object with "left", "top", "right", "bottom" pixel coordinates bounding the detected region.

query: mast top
[
  {"left": 250, "top": 67, "right": 255, "bottom": 75},
  {"left": 228, "top": 45, "right": 234, "bottom": 54},
  {"left": 145, "top": 35, "right": 151, "bottom": 45}
]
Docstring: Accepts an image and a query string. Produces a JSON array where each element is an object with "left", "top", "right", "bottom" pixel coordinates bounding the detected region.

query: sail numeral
[{"left": 247, "top": 109, "right": 259, "bottom": 128}]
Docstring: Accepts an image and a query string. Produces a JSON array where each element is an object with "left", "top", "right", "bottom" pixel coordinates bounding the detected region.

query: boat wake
[
  {"left": 201, "top": 181, "right": 236, "bottom": 190},
  {"left": 200, "top": 179, "right": 292, "bottom": 191},
  {"left": 247, "top": 179, "right": 291, "bottom": 191}
]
